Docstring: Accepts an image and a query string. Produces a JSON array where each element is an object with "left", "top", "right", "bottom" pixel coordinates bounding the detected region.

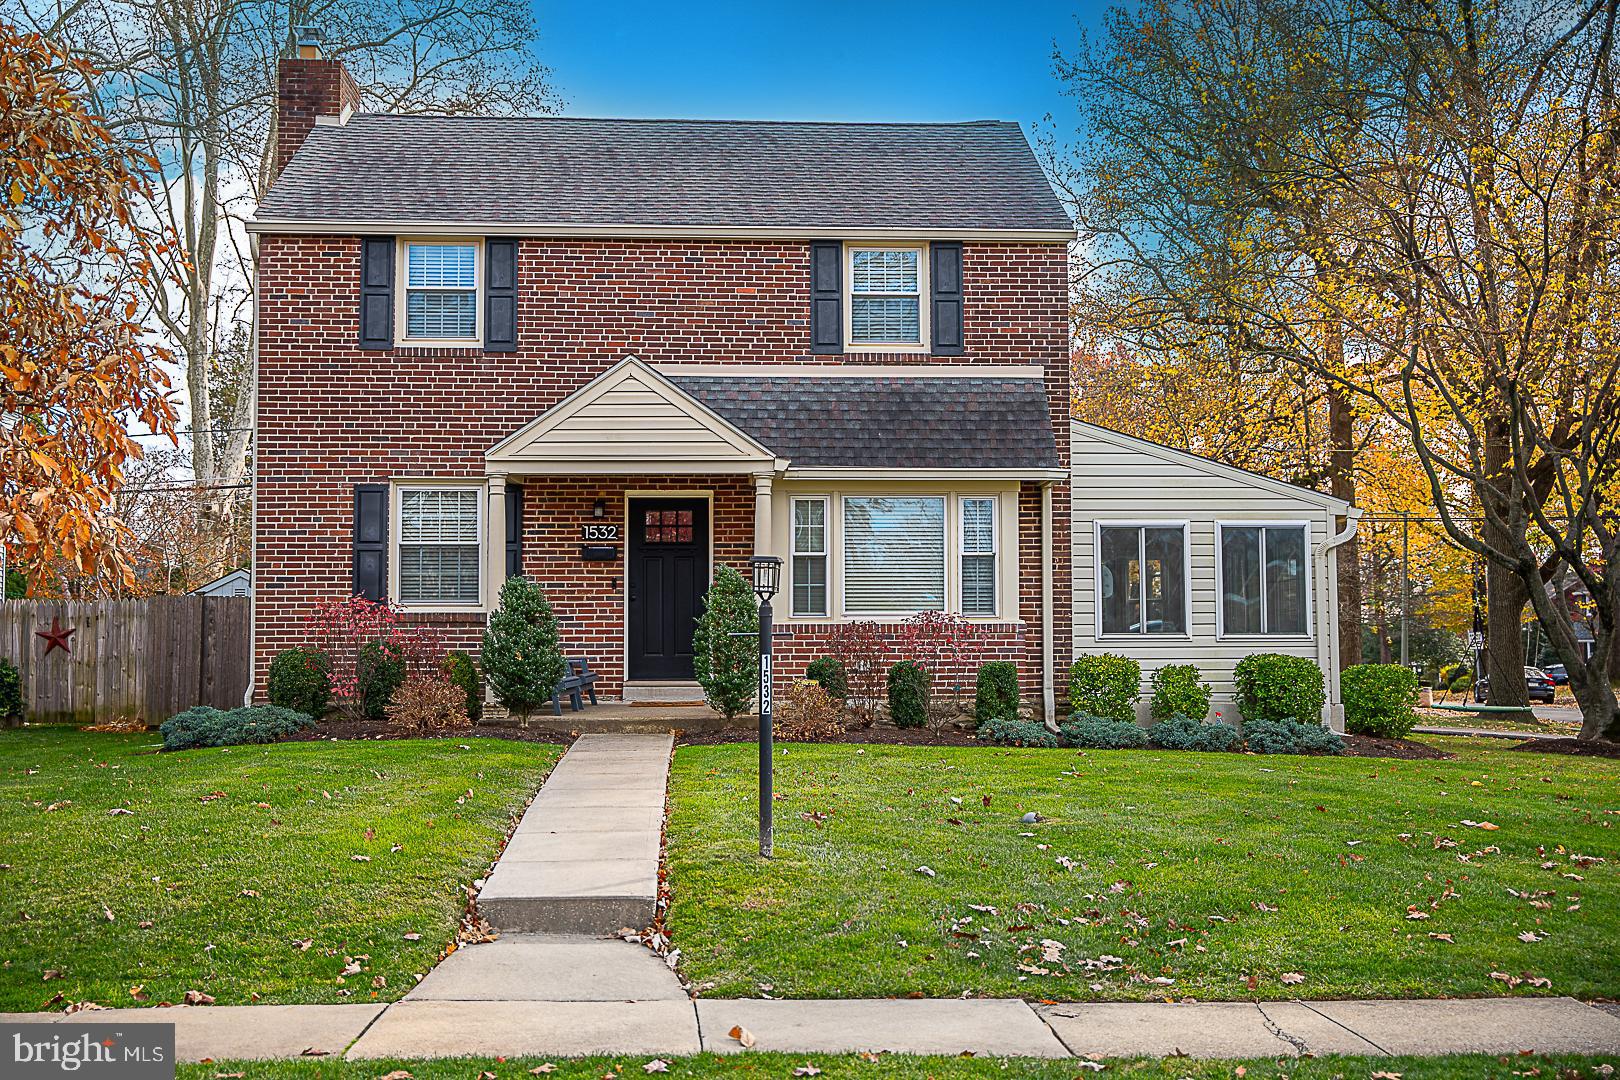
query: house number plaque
[{"left": 580, "top": 523, "right": 620, "bottom": 542}]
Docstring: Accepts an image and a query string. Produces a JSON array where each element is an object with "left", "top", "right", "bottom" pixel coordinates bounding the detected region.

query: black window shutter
[
  {"left": 930, "top": 241, "right": 965, "bottom": 356},
  {"left": 809, "top": 241, "right": 843, "bottom": 354},
  {"left": 485, "top": 239, "right": 518, "bottom": 352},
  {"left": 504, "top": 484, "right": 523, "bottom": 581},
  {"left": 353, "top": 484, "right": 388, "bottom": 601},
  {"left": 358, "top": 237, "right": 394, "bottom": 351}
]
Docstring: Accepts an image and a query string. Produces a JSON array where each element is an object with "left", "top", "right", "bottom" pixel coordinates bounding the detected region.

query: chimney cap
[{"left": 292, "top": 25, "right": 322, "bottom": 59}]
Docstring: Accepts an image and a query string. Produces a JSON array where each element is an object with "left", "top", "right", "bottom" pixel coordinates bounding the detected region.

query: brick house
[{"left": 248, "top": 41, "right": 1074, "bottom": 718}]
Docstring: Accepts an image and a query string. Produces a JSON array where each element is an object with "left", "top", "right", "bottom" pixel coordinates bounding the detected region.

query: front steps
[{"left": 621, "top": 680, "right": 706, "bottom": 704}]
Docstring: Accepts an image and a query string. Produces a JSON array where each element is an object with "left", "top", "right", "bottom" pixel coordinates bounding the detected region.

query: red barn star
[{"left": 36, "top": 616, "right": 75, "bottom": 655}]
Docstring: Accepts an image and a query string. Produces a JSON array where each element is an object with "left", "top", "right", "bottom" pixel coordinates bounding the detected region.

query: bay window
[
  {"left": 1097, "top": 523, "right": 1187, "bottom": 635},
  {"left": 1219, "top": 523, "right": 1309, "bottom": 636},
  {"left": 396, "top": 486, "right": 481, "bottom": 605},
  {"left": 960, "top": 496, "right": 997, "bottom": 616},
  {"left": 842, "top": 496, "right": 946, "bottom": 615}
]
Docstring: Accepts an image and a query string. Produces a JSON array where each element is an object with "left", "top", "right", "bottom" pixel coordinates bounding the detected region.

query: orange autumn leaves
[{"left": 0, "top": 23, "right": 178, "bottom": 591}]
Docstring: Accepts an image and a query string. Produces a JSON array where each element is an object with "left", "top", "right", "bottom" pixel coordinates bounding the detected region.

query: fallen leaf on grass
[
  {"left": 403, "top": 932, "right": 422, "bottom": 941},
  {"left": 215, "top": 1072, "right": 245, "bottom": 1078},
  {"left": 1371, "top": 1072, "right": 1403, "bottom": 1080},
  {"left": 1461, "top": 820, "right": 1499, "bottom": 830},
  {"left": 42, "top": 970, "right": 62, "bottom": 981},
  {"left": 64, "top": 1001, "right": 105, "bottom": 1014},
  {"left": 351, "top": 855, "right": 371, "bottom": 863},
  {"left": 377, "top": 1072, "right": 413, "bottom": 1080},
  {"left": 108, "top": 808, "right": 133, "bottom": 816},
  {"left": 298, "top": 1048, "right": 329, "bottom": 1057},
  {"left": 792, "top": 1066, "right": 822, "bottom": 1077},
  {"left": 1074, "top": 1063, "right": 1105, "bottom": 1073},
  {"left": 1517, "top": 931, "right": 1545, "bottom": 943},
  {"left": 129, "top": 985, "right": 147, "bottom": 1002},
  {"left": 1405, "top": 908, "right": 1430, "bottom": 920},
  {"left": 1279, "top": 972, "right": 1304, "bottom": 985},
  {"left": 293, "top": 939, "right": 312, "bottom": 951},
  {"left": 729, "top": 1025, "right": 757, "bottom": 1048},
  {"left": 184, "top": 990, "right": 214, "bottom": 1005},
  {"left": 529, "top": 1067, "right": 557, "bottom": 1076},
  {"left": 915, "top": 866, "right": 936, "bottom": 878},
  {"left": 1428, "top": 933, "right": 1455, "bottom": 943},
  {"left": 642, "top": 1060, "right": 669, "bottom": 1073}
]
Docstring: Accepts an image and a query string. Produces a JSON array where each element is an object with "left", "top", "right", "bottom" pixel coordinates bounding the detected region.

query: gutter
[{"left": 243, "top": 219, "right": 1079, "bottom": 243}]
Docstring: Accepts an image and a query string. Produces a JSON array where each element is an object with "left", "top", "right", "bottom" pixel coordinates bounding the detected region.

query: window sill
[
  {"left": 845, "top": 342, "right": 928, "bottom": 353},
  {"left": 394, "top": 605, "right": 488, "bottom": 619},
  {"left": 1216, "top": 634, "right": 1315, "bottom": 643},
  {"left": 1095, "top": 633, "right": 1194, "bottom": 642}
]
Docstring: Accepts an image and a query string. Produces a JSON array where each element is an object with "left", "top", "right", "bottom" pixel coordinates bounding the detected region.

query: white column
[
  {"left": 486, "top": 472, "right": 508, "bottom": 612},
  {"left": 752, "top": 472, "right": 774, "bottom": 557},
  {"left": 1041, "top": 481, "right": 1056, "bottom": 726}
]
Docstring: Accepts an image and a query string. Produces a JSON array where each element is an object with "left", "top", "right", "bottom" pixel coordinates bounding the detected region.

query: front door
[{"left": 627, "top": 498, "right": 709, "bottom": 681}]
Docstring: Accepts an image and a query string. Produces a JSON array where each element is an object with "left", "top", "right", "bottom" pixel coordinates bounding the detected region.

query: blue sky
[{"left": 537, "top": 1, "right": 1105, "bottom": 135}]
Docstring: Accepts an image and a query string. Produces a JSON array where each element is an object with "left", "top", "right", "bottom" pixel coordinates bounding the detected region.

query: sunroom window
[
  {"left": 848, "top": 247, "right": 922, "bottom": 345},
  {"left": 397, "top": 487, "right": 481, "bottom": 605},
  {"left": 403, "top": 242, "right": 478, "bottom": 341},
  {"left": 1098, "top": 524, "right": 1186, "bottom": 635},
  {"left": 843, "top": 496, "right": 945, "bottom": 614},
  {"left": 1220, "top": 524, "right": 1309, "bottom": 635}
]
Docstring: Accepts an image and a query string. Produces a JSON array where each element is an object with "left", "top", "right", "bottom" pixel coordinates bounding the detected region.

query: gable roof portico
[{"left": 485, "top": 357, "right": 1065, "bottom": 479}]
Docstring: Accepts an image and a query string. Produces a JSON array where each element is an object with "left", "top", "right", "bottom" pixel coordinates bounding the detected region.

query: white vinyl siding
[
  {"left": 1071, "top": 421, "right": 1344, "bottom": 720},
  {"left": 960, "top": 496, "right": 997, "bottom": 616},
  {"left": 847, "top": 246, "right": 927, "bottom": 347},
  {"left": 842, "top": 496, "right": 946, "bottom": 614},
  {"left": 397, "top": 487, "right": 481, "bottom": 605},
  {"left": 791, "top": 497, "right": 829, "bottom": 617},
  {"left": 402, "top": 241, "right": 479, "bottom": 341}
]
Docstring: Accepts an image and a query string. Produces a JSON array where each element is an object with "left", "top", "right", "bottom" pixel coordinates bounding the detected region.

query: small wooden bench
[{"left": 550, "top": 658, "right": 601, "bottom": 715}]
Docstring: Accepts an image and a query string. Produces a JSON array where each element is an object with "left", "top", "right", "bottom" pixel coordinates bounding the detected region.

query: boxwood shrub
[
  {"left": 1067, "top": 653, "right": 1141, "bottom": 723},
  {"left": 974, "top": 661, "right": 1020, "bottom": 725},
  {"left": 805, "top": 657, "right": 849, "bottom": 701},
  {"left": 1148, "top": 663, "right": 1212, "bottom": 725},
  {"left": 267, "top": 646, "right": 332, "bottom": 718},
  {"left": 977, "top": 716, "right": 1059, "bottom": 748},
  {"left": 441, "top": 650, "right": 482, "bottom": 723},
  {"left": 356, "top": 639, "right": 407, "bottom": 720},
  {"left": 1234, "top": 653, "right": 1326, "bottom": 723},
  {"left": 1059, "top": 713, "right": 1149, "bottom": 749},
  {"left": 161, "top": 705, "right": 315, "bottom": 752},
  {"left": 1243, "top": 717, "right": 1344, "bottom": 755},
  {"left": 1341, "top": 663, "right": 1420, "bottom": 738},
  {"left": 1147, "top": 712, "right": 1241, "bottom": 752},
  {"left": 886, "top": 660, "right": 930, "bottom": 729}
]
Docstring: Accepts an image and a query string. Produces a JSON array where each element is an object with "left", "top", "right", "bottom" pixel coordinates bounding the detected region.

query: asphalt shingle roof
[
  {"left": 255, "top": 116, "right": 1073, "bottom": 233},
  {"left": 670, "top": 375, "right": 1059, "bottom": 469}
]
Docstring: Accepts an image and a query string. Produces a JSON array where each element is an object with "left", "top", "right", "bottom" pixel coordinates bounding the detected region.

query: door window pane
[{"left": 843, "top": 496, "right": 945, "bottom": 613}]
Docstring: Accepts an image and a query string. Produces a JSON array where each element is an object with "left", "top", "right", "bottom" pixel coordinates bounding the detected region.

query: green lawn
[
  {"left": 175, "top": 1053, "right": 1620, "bottom": 1080},
  {"left": 0, "top": 728, "right": 558, "bottom": 1011},
  {"left": 665, "top": 737, "right": 1619, "bottom": 1001}
]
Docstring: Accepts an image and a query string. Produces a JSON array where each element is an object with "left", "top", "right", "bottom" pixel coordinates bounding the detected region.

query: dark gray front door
[{"left": 627, "top": 498, "right": 709, "bottom": 681}]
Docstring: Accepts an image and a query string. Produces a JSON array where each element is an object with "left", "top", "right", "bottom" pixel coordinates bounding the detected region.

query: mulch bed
[
  {"left": 288, "top": 718, "right": 573, "bottom": 746},
  {"left": 1339, "top": 733, "right": 1453, "bottom": 760},
  {"left": 1507, "top": 736, "right": 1620, "bottom": 759}
]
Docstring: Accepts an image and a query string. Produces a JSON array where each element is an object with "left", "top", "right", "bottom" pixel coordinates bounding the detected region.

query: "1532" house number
[{"left": 580, "top": 523, "right": 620, "bottom": 542}]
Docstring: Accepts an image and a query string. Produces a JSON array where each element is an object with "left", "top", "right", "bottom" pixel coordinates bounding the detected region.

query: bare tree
[{"left": 16, "top": 0, "right": 558, "bottom": 544}]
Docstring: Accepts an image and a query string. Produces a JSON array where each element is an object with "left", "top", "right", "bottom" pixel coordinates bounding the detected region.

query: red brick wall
[{"left": 253, "top": 235, "right": 1071, "bottom": 705}]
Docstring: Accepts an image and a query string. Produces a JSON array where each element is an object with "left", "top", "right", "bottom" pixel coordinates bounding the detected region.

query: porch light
[
  {"left": 749, "top": 555, "right": 782, "bottom": 603},
  {"left": 592, "top": 498, "right": 606, "bottom": 519}
]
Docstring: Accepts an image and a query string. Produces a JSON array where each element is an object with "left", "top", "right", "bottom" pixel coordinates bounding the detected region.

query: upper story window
[
  {"left": 1219, "top": 523, "right": 1310, "bottom": 636},
  {"left": 400, "top": 240, "right": 480, "bottom": 344},
  {"left": 847, "top": 245, "right": 928, "bottom": 348},
  {"left": 1097, "top": 523, "right": 1187, "bottom": 636}
]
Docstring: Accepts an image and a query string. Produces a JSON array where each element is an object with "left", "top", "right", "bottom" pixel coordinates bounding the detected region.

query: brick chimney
[{"left": 273, "top": 27, "right": 360, "bottom": 181}]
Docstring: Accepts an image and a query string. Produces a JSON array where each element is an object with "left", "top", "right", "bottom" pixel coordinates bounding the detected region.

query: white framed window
[
  {"left": 842, "top": 495, "right": 946, "bottom": 615},
  {"left": 395, "top": 486, "right": 482, "bottom": 606},
  {"left": 791, "top": 497, "right": 829, "bottom": 617},
  {"left": 399, "top": 240, "right": 481, "bottom": 344},
  {"left": 960, "top": 496, "right": 997, "bottom": 616},
  {"left": 846, "top": 244, "right": 928, "bottom": 348},
  {"left": 1218, "top": 522, "right": 1311, "bottom": 637},
  {"left": 1096, "top": 522, "right": 1188, "bottom": 636}
]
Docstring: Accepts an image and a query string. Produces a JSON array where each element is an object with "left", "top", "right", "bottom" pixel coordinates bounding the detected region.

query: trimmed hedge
[
  {"left": 1059, "top": 713, "right": 1149, "bottom": 749},
  {"left": 1067, "top": 653, "right": 1141, "bottom": 723},
  {"left": 160, "top": 705, "right": 315, "bottom": 752},
  {"left": 1234, "top": 653, "right": 1326, "bottom": 723},
  {"left": 1243, "top": 717, "right": 1344, "bottom": 755},
  {"left": 1148, "top": 712, "right": 1241, "bottom": 752},
  {"left": 1342, "top": 663, "right": 1420, "bottom": 738},
  {"left": 267, "top": 646, "right": 332, "bottom": 718},
  {"left": 887, "top": 660, "right": 931, "bottom": 729},
  {"left": 356, "top": 639, "right": 407, "bottom": 721},
  {"left": 442, "top": 650, "right": 482, "bottom": 723},
  {"left": 1149, "top": 664, "right": 1211, "bottom": 725},
  {"left": 805, "top": 657, "right": 849, "bottom": 701},
  {"left": 976, "top": 716, "right": 1059, "bottom": 748},
  {"left": 974, "top": 661, "right": 1020, "bottom": 725}
]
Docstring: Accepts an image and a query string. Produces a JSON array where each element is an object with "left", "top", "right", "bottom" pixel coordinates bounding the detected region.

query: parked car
[
  {"left": 1545, "top": 663, "right": 1569, "bottom": 686},
  {"left": 1475, "top": 667, "right": 1556, "bottom": 704}
]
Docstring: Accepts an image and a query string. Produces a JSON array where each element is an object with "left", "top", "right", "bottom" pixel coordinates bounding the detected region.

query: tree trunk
[
  {"left": 1325, "top": 360, "right": 1362, "bottom": 676},
  {"left": 1483, "top": 417, "right": 1531, "bottom": 709}
]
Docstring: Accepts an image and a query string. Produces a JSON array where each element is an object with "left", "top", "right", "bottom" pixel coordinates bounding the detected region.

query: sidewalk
[{"left": 4, "top": 734, "right": 1616, "bottom": 1063}]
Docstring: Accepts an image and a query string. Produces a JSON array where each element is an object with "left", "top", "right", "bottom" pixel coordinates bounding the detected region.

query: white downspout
[
  {"left": 1315, "top": 507, "right": 1362, "bottom": 731},
  {"left": 244, "top": 236, "right": 261, "bottom": 706},
  {"left": 1041, "top": 481, "right": 1056, "bottom": 727}
]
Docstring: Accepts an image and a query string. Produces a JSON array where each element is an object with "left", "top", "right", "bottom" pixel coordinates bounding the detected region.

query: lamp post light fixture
[{"left": 748, "top": 554, "right": 783, "bottom": 858}]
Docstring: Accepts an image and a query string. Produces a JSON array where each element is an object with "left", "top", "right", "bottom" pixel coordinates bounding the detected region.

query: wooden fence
[{"left": 0, "top": 597, "right": 251, "bottom": 725}]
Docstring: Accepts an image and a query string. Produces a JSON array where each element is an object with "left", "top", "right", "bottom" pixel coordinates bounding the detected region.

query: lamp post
[{"left": 749, "top": 555, "right": 782, "bottom": 858}]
